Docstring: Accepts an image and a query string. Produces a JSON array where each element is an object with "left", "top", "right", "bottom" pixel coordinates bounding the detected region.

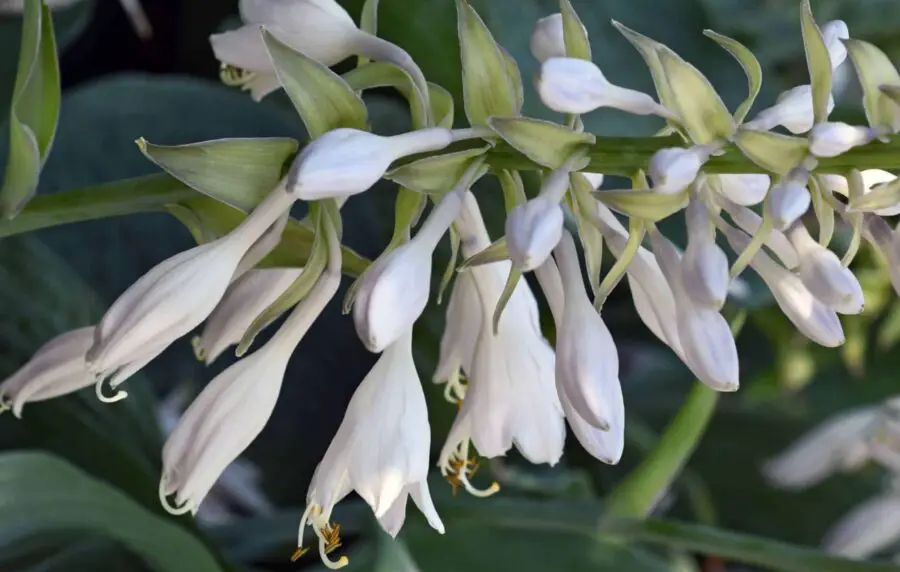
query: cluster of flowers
[
  {"left": 766, "top": 397, "right": 900, "bottom": 561},
  {"left": 5, "top": 0, "right": 900, "bottom": 568}
]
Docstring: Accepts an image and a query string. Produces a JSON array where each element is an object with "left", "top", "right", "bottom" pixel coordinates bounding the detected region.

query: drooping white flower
[
  {"left": 718, "top": 219, "right": 845, "bottom": 347},
  {"left": 212, "top": 0, "right": 429, "bottom": 104},
  {"left": 822, "top": 170, "right": 900, "bottom": 216},
  {"left": 744, "top": 85, "right": 835, "bottom": 134},
  {"left": 824, "top": 493, "right": 900, "bottom": 560},
  {"left": 440, "top": 197, "right": 565, "bottom": 480},
  {"left": 822, "top": 20, "right": 850, "bottom": 71},
  {"left": 156, "top": 386, "right": 272, "bottom": 525},
  {"left": 193, "top": 268, "right": 303, "bottom": 364},
  {"left": 0, "top": 326, "right": 95, "bottom": 418},
  {"left": 287, "top": 128, "right": 453, "bottom": 201},
  {"left": 354, "top": 191, "right": 462, "bottom": 353},
  {"left": 680, "top": 197, "right": 729, "bottom": 309},
  {"left": 160, "top": 227, "right": 342, "bottom": 518},
  {"left": 648, "top": 146, "right": 710, "bottom": 194},
  {"left": 763, "top": 406, "right": 878, "bottom": 490},
  {"left": 537, "top": 57, "right": 672, "bottom": 117},
  {"left": 765, "top": 175, "right": 811, "bottom": 230},
  {"left": 87, "top": 185, "right": 296, "bottom": 393},
  {"left": 809, "top": 122, "right": 877, "bottom": 158},
  {"left": 649, "top": 228, "right": 739, "bottom": 391},
  {"left": 788, "top": 224, "right": 864, "bottom": 314},
  {"left": 863, "top": 215, "right": 900, "bottom": 295},
  {"left": 719, "top": 199, "right": 799, "bottom": 269},
  {"left": 711, "top": 173, "right": 770, "bottom": 206},
  {"left": 529, "top": 13, "right": 571, "bottom": 63},
  {"left": 299, "top": 331, "right": 443, "bottom": 568}
]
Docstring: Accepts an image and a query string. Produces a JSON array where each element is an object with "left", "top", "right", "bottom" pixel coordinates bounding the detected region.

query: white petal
[
  {"left": 715, "top": 174, "right": 770, "bottom": 206},
  {"left": 824, "top": 494, "right": 900, "bottom": 559},
  {"left": 560, "top": 389, "right": 624, "bottom": 464},
  {"left": 210, "top": 25, "right": 273, "bottom": 72}
]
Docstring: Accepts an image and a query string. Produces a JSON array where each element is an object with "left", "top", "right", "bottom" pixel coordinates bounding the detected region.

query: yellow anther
[
  {"left": 291, "top": 546, "right": 309, "bottom": 562},
  {"left": 219, "top": 63, "right": 257, "bottom": 88}
]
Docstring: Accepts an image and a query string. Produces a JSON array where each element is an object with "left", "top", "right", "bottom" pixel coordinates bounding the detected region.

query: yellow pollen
[
  {"left": 320, "top": 522, "right": 343, "bottom": 554},
  {"left": 219, "top": 63, "right": 257, "bottom": 88},
  {"left": 290, "top": 546, "right": 308, "bottom": 562}
]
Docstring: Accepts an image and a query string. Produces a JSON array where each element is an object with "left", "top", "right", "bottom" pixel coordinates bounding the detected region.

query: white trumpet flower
[
  {"left": 681, "top": 198, "right": 729, "bottom": 309},
  {"left": 287, "top": 128, "right": 453, "bottom": 201},
  {"left": 824, "top": 493, "right": 900, "bottom": 560},
  {"left": 744, "top": 85, "right": 835, "bottom": 134},
  {"left": 160, "top": 224, "right": 342, "bottom": 518},
  {"left": 87, "top": 186, "right": 295, "bottom": 396},
  {"left": 440, "top": 197, "right": 565, "bottom": 481},
  {"left": 788, "top": 224, "right": 864, "bottom": 314},
  {"left": 354, "top": 190, "right": 462, "bottom": 353},
  {"left": 649, "top": 146, "right": 709, "bottom": 194},
  {"left": 299, "top": 331, "right": 443, "bottom": 569},
  {"left": 537, "top": 57, "right": 672, "bottom": 117},
  {"left": 809, "top": 122, "right": 877, "bottom": 158},
  {"left": 719, "top": 220, "right": 845, "bottom": 347},
  {"left": 212, "top": 0, "right": 430, "bottom": 104},
  {"left": 193, "top": 268, "right": 303, "bottom": 364},
  {"left": 0, "top": 327, "right": 95, "bottom": 418},
  {"left": 650, "top": 228, "right": 739, "bottom": 391}
]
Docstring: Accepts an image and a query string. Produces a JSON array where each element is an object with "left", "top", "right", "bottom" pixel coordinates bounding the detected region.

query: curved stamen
[
  {"left": 219, "top": 63, "right": 257, "bottom": 89},
  {"left": 458, "top": 468, "right": 500, "bottom": 498},
  {"left": 95, "top": 375, "right": 128, "bottom": 403},
  {"left": 292, "top": 503, "right": 316, "bottom": 561},
  {"left": 158, "top": 478, "right": 193, "bottom": 515},
  {"left": 191, "top": 336, "right": 206, "bottom": 362},
  {"left": 315, "top": 523, "right": 348, "bottom": 570}
]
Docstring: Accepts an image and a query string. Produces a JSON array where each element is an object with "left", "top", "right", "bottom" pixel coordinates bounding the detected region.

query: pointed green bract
[
  {"left": 137, "top": 137, "right": 299, "bottom": 212},
  {"left": 1, "top": 1, "right": 60, "bottom": 218},
  {"left": 570, "top": 174, "right": 604, "bottom": 295},
  {"left": 499, "top": 45, "right": 525, "bottom": 113},
  {"left": 800, "top": 0, "right": 833, "bottom": 124},
  {"left": 498, "top": 169, "right": 527, "bottom": 213},
  {"left": 438, "top": 226, "right": 461, "bottom": 304},
  {"left": 488, "top": 117, "right": 595, "bottom": 169},
  {"left": 492, "top": 265, "right": 521, "bottom": 334},
  {"left": 658, "top": 48, "right": 734, "bottom": 144},
  {"left": 559, "top": 0, "right": 591, "bottom": 60},
  {"left": 262, "top": 29, "right": 368, "bottom": 138},
  {"left": 343, "top": 62, "right": 454, "bottom": 128},
  {"left": 703, "top": 30, "right": 761, "bottom": 124},
  {"left": 809, "top": 176, "right": 834, "bottom": 247},
  {"left": 386, "top": 147, "right": 490, "bottom": 194},
  {"left": 456, "top": 0, "right": 519, "bottom": 125},
  {"left": 611, "top": 21, "right": 675, "bottom": 115},
  {"left": 732, "top": 130, "right": 809, "bottom": 176},
  {"left": 459, "top": 236, "right": 509, "bottom": 269},
  {"left": 845, "top": 39, "right": 900, "bottom": 132},
  {"left": 594, "top": 188, "right": 689, "bottom": 221},
  {"left": 850, "top": 177, "right": 900, "bottom": 212}
]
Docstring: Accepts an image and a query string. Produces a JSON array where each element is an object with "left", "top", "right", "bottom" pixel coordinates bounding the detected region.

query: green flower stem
[{"left": 603, "top": 312, "right": 746, "bottom": 520}]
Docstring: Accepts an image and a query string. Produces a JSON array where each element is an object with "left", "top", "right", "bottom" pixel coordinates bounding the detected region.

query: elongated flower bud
[
  {"left": 0, "top": 327, "right": 95, "bottom": 418},
  {"left": 193, "top": 268, "right": 303, "bottom": 364},
  {"left": 744, "top": 85, "right": 834, "bottom": 134},
  {"left": 88, "top": 186, "right": 295, "bottom": 391},
  {"left": 822, "top": 20, "right": 850, "bottom": 71},
  {"left": 354, "top": 191, "right": 462, "bottom": 353},
  {"left": 765, "top": 175, "right": 811, "bottom": 230},
  {"left": 505, "top": 197, "right": 564, "bottom": 271},
  {"left": 713, "top": 174, "right": 770, "bottom": 206},
  {"left": 553, "top": 232, "right": 623, "bottom": 432},
  {"left": 649, "top": 146, "right": 709, "bottom": 194},
  {"left": 287, "top": 128, "right": 452, "bottom": 201},
  {"left": 530, "top": 13, "right": 569, "bottom": 63},
  {"left": 537, "top": 57, "right": 671, "bottom": 117},
  {"left": 681, "top": 198, "right": 729, "bottom": 309},
  {"left": 160, "top": 223, "right": 341, "bottom": 517},
  {"left": 809, "top": 122, "right": 877, "bottom": 158},
  {"left": 721, "top": 199, "right": 799, "bottom": 269},
  {"left": 788, "top": 224, "right": 864, "bottom": 314}
]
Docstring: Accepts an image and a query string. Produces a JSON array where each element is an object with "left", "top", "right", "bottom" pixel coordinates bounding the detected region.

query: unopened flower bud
[
  {"left": 744, "top": 85, "right": 834, "bottom": 134},
  {"left": 505, "top": 197, "right": 564, "bottom": 271},
  {"left": 681, "top": 199, "right": 729, "bottom": 309},
  {"left": 354, "top": 192, "right": 462, "bottom": 353},
  {"left": 809, "top": 122, "right": 877, "bottom": 158},
  {"left": 788, "top": 224, "right": 864, "bottom": 314},
  {"left": 287, "top": 128, "right": 452, "bottom": 201},
  {"left": 649, "top": 146, "right": 709, "bottom": 194},
  {"left": 822, "top": 20, "right": 850, "bottom": 70},
  {"left": 715, "top": 174, "right": 770, "bottom": 206},
  {"left": 530, "top": 14, "right": 569, "bottom": 63},
  {"left": 537, "top": 57, "right": 671, "bottom": 117},
  {"left": 766, "top": 176, "right": 811, "bottom": 230}
]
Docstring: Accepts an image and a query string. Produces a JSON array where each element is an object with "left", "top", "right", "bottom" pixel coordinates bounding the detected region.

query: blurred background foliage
[{"left": 2, "top": 0, "right": 900, "bottom": 571}]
